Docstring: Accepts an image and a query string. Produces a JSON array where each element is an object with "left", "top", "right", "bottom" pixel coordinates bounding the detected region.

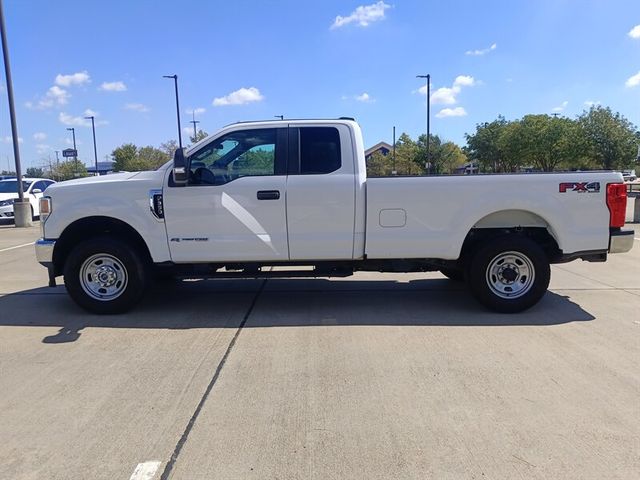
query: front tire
[
  {"left": 467, "top": 236, "right": 550, "bottom": 313},
  {"left": 63, "top": 237, "right": 149, "bottom": 314}
]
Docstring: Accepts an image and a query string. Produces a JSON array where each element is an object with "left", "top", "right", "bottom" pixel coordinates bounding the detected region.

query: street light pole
[
  {"left": 274, "top": 115, "right": 284, "bottom": 120},
  {"left": 163, "top": 75, "right": 183, "bottom": 149},
  {"left": 84, "top": 115, "right": 98, "bottom": 175},
  {"left": 0, "top": 0, "right": 28, "bottom": 226},
  {"left": 417, "top": 74, "right": 430, "bottom": 173},
  {"left": 67, "top": 127, "right": 77, "bottom": 175},
  {"left": 190, "top": 111, "right": 199, "bottom": 143}
]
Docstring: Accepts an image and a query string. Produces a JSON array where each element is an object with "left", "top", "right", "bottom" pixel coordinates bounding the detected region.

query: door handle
[{"left": 257, "top": 190, "right": 280, "bottom": 200}]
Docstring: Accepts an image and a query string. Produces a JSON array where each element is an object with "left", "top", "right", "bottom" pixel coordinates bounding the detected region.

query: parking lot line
[
  {"left": 128, "top": 461, "right": 161, "bottom": 480},
  {"left": 0, "top": 241, "right": 34, "bottom": 253}
]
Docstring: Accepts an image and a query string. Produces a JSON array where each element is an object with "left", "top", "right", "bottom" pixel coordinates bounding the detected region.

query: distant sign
[{"left": 62, "top": 148, "right": 77, "bottom": 158}]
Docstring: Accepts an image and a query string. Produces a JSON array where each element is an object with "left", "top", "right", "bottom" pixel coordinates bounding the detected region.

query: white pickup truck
[{"left": 35, "top": 119, "right": 633, "bottom": 314}]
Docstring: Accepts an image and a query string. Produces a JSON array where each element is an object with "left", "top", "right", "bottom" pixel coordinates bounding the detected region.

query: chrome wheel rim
[
  {"left": 485, "top": 251, "right": 535, "bottom": 299},
  {"left": 79, "top": 253, "right": 128, "bottom": 301}
]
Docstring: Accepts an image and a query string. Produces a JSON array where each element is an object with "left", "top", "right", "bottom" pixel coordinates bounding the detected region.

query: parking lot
[{"left": 0, "top": 222, "right": 638, "bottom": 480}]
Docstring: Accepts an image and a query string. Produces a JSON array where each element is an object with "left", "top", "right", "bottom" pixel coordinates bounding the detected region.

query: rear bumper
[
  {"left": 35, "top": 238, "right": 56, "bottom": 266},
  {"left": 609, "top": 229, "right": 634, "bottom": 254}
]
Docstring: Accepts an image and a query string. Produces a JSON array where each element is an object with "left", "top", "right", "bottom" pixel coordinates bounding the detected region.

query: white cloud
[
  {"left": 465, "top": 43, "right": 497, "bottom": 56},
  {"left": 55, "top": 71, "right": 90, "bottom": 87},
  {"left": 355, "top": 92, "right": 374, "bottom": 102},
  {"left": 59, "top": 110, "right": 107, "bottom": 127},
  {"left": 26, "top": 85, "right": 70, "bottom": 109},
  {"left": 186, "top": 107, "right": 206, "bottom": 115},
  {"left": 99, "top": 81, "right": 127, "bottom": 92},
  {"left": 453, "top": 75, "right": 476, "bottom": 88},
  {"left": 33, "top": 132, "right": 47, "bottom": 141},
  {"left": 331, "top": 1, "right": 390, "bottom": 29},
  {"left": 420, "top": 75, "right": 476, "bottom": 105},
  {"left": 1, "top": 136, "right": 23, "bottom": 144},
  {"left": 429, "top": 86, "right": 458, "bottom": 105},
  {"left": 629, "top": 24, "right": 640, "bottom": 39},
  {"left": 625, "top": 71, "right": 640, "bottom": 87},
  {"left": 35, "top": 144, "right": 51, "bottom": 155},
  {"left": 436, "top": 107, "right": 467, "bottom": 118},
  {"left": 59, "top": 112, "right": 91, "bottom": 127},
  {"left": 213, "top": 87, "right": 264, "bottom": 106},
  {"left": 63, "top": 137, "right": 82, "bottom": 146},
  {"left": 584, "top": 100, "right": 600, "bottom": 107},
  {"left": 125, "top": 103, "right": 150, "bottom": 112},
  {"left": 552, "top": 100, "right": 569, "bottom": 112}
]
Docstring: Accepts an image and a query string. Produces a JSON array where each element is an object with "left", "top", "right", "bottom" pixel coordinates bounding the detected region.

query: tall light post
[
  {"left": 190, "top": 111, "right": 200, "bottom": 143},
  {"left": 66, "top": 127, "right": 77, "bottom": 175},
  {"left": 0, "top": 0, "right": 30, "bottom": 226},
  {"left": 84, "top": 115, "right": 98, "bottom": 175},
  {"left": 274, "top": 115, "right": 284, "bottom": 120},
  {"left": 163, "top": 74, "right": 183, "bottom": 149},
  {"left": 417, "top": 74, "right": 430, "bottom": 173}
]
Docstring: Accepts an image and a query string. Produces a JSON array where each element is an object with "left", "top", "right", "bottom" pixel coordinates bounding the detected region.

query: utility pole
[
  {"left": 67, "top": 127, "right": 77, "bottom": 176},
  {"left": 54, "top": 150, "right": 60, "bottom": 181},
  {"left": 392, "top": 126, "right": 396, "bottom": 175},
  {"left": 190, "top": 111, "right": 200, "bottom": 143},
  {"left": 163, "top": 75, "right": 183, "bottom": 149},
  {"left": 84, "top": 115, "right": 98, "bottom": 175},
  {"left": 0, "top": 0, "right": 30, "bottom": 226},
  {"left": 417, "top": 74, "right": 431, "bottom": 174}
]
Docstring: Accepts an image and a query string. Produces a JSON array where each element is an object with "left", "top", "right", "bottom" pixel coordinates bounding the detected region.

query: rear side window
[{"left": 299, "top": 127, "right": 341, "bottom": 174}]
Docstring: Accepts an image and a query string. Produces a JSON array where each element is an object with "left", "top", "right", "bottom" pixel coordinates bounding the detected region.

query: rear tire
[
  {"left": 467, "top": 235, "right": 550, "bottom": 313},
  {"left": 63, "top": 236, "right": 149, "bottom": 314}
]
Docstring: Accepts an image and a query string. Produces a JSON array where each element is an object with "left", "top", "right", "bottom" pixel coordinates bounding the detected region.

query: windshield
[{"left": 0, "top": 180, "right": 32, "bottom": 193}]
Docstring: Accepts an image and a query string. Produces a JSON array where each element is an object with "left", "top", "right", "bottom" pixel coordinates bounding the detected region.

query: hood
[
  {"left": 45, "top": 169, "right": 167, "bottom": 196},
  {"left": 0, "top": 192, "right": 19, "bottom": 201}
]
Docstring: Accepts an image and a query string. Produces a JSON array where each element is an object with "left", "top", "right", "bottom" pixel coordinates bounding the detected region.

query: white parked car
[{"left": 0, "top": 178, "right": 56, "bottom": 220}]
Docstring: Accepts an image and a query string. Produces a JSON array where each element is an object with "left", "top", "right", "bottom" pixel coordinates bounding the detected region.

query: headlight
[
  {"left": 39, "top": 196, "right": 52, "bottom": 221},
  {"left": 0, "top": 199, "right": 15, "bottom": 207}
]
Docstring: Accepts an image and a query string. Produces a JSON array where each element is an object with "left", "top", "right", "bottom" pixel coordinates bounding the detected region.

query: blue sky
[{"left": 1, "top": 0, "right": 639, "bottom": 170}]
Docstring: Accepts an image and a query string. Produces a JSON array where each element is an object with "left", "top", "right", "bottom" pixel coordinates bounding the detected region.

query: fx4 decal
[{"left": 559, "top": 182, "right": 600, "bottom": 193}]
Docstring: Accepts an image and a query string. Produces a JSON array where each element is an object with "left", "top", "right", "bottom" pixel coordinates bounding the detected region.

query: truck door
[
  {"left": 286, "top": 125, "right": 356, "bottom": 260},
  {"left": 163, "top": 127, "right": 289, "bottom": 263}
]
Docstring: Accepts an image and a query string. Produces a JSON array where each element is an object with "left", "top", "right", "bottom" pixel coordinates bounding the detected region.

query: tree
[
  {"left": 112, "top": 143, "right": 138, "bottom": 172},
  {"left": 50, "top": 160, "right": 88, "bottom": 181},
  {"left": 578, "top": 106, "right": 638, "bottom": 170},
  {"left": 160, "top": 139, "right": 179, "bottom": 158},
  {"left": 137, "top": 146, "right": 170, "bottom": 169},
  {"left": 465, "top": 116, "right": 510, "bottom": 172},
  {"left": 26, "top": 167, "right": 44, "bottom": 177},
  {"left": 189, "top": 129, "right": 208, "bottom": 144},
  {"left": 111, "top": 144, "right": 169, "bottom": 172}
]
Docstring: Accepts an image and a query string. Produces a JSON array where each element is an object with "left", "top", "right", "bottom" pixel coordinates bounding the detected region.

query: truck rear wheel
[
  {"left": 467, "top": 236, "right": 550, "bottom": 313},
  {"left": 63, "top": 237, "right": 149, "bottom": 314}
]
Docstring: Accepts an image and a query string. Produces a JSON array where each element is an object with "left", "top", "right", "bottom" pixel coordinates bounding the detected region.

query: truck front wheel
[
  {"left": 467, "top": 236, "right": 550, "bottom": 313},
  {"left": 63, "top": 237, "right": 149, "bottom": 314}
]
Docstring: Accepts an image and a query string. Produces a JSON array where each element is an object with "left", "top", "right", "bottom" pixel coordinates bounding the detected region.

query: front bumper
[
  {"left": 0, "top": 204, "right": 15, "bottom": 218},
  {"left": 609, "top": 229, "right": 634, "bottom": 254},
  {"left": 35, "top": 238, "right": 56, "bottom": 266}
]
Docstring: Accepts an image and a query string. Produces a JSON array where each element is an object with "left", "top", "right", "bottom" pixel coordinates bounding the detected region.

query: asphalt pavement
[{"left": 0, "top": 223, "right": 638, "bottom": 480}]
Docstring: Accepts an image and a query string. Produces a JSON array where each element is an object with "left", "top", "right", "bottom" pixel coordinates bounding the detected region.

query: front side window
[{"left": 189, "top": 129, "right": 277, "bottom": 185}]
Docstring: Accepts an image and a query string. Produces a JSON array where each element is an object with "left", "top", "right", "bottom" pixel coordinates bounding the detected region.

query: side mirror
[
  {"left": 172, "top": 148, "right": 188, "bottom": 186},
  {"left": 32, "top": 188, "right": 42, "bottom": 194}
]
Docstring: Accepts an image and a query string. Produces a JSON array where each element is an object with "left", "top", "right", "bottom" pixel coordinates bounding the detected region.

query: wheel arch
[
  {"left": 53, "top": 216, "right": 152, "bottom": 276},
  {"left": 458, "top": 209, "right": 562, "bottom": 265}
]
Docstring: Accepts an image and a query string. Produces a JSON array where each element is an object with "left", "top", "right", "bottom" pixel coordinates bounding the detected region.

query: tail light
[{"left": 606, "top": 183, "right": 626, "bottom": 228}]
